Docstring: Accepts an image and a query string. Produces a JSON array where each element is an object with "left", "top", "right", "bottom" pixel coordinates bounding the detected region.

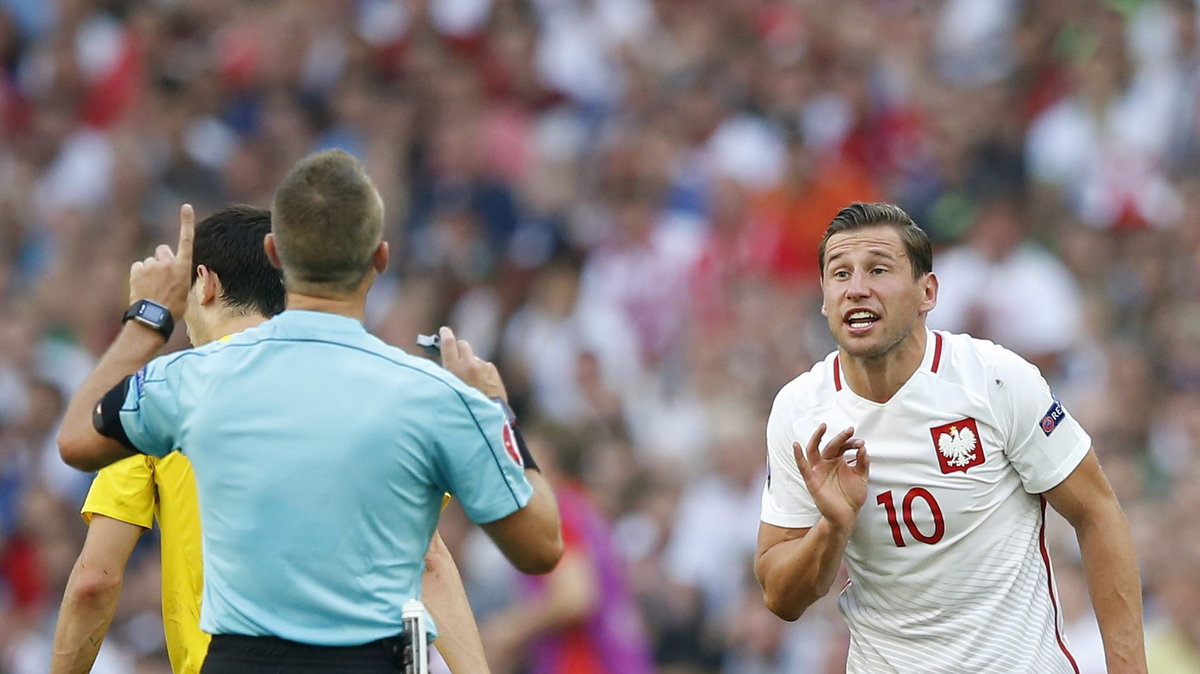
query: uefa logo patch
[
  {"left": 1040, "top": 399, "right": 1066, "bottom": 436},
  {"left": 930, "top": 418, "right": 986, "bottom": 474}
]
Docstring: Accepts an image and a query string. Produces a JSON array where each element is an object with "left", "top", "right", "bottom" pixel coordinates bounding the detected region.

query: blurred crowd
[{"left": 1, "top": 0, "right": 1199, "bottom": 672}]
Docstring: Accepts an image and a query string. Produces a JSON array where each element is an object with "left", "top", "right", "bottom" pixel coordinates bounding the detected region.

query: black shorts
[{"left": 201, "top": 633, "right": 408, "bottom": 673}]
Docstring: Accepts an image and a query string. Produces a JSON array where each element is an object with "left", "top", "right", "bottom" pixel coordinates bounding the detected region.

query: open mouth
[{"left": 845, "top": 310, "right": 880, "bottom": 331}]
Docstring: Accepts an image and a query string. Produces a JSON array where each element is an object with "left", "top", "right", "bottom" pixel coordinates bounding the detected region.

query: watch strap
[{"left": 122, "top": 300, "right": 175, "bottom": 341}]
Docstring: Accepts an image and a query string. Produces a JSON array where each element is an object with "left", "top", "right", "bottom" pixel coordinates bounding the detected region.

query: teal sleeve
[
  {"left": 117, "top": 356, "right": 183, "bottom": 459},
  {"left": 432, "top": 386, "right": 533, "bottom": 524}
]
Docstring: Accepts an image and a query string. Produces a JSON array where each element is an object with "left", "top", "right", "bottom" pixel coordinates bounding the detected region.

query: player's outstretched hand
[
  {"left": 793, "top": 424, "right": 870, "bottom": 533},
  {"left": 438, "top": 326, "right": 509, "bottom": 402},
  {"left": 128, "top": 203, "right": 195, "bottom": 320}
]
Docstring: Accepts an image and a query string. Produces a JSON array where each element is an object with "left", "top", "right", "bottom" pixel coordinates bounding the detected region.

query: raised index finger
[{"left": 176, "top": 203, "right": 195, "bottom": 269}]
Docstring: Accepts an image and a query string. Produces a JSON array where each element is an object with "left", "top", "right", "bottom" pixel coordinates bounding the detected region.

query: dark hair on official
[
  {"left": 818, "top": 202, "right": 932, "bottom": 279},
  {"left": 271, "top": 149, "right": 383, "bottom": 293},
  {"left": 192, "top": 205, "right": 285, "bottom": 318}
]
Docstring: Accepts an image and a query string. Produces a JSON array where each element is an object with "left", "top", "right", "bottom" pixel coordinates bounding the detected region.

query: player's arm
[
  {"left": 50, "top": 515, "right": 146, "bottom": 673},
  {"left": 755, "top": 424, "right": 867, "bottom": 621},
  {"left": 1043, "top": 449, "right": 1147, "bottom": 674},
  {"left": 422, "top": 532, "right": 489, "bottom": 674},
  {"left": 437, "top": 327, "right": 563, "bottom": 575},
  {"left": 60, "top": 206, "right": 195, "bottom": 472},
  {"left": 755, "top": 520, "right": 849, "bottom": 621}
]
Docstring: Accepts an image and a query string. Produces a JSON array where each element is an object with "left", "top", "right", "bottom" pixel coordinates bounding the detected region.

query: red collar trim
[{"left": 833, "top": 331, "right": 943, "bottom": 392}]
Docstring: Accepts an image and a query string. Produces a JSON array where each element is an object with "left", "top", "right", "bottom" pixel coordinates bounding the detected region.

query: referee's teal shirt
[{"left": 117, "top": 310, "right": 533, "bottom": 645}]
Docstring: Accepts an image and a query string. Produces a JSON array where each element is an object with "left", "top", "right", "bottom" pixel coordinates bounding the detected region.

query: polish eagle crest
[{"left": 937, "top": 425, "right": 977, "bottom": 468}]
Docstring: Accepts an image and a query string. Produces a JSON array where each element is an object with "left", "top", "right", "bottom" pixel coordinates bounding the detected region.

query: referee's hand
[
  {"left": 439, "top": 326, "right": 509, "bottom": 402},
  {"left": 128, "top": 203, "right": 195, "bottom": 320}
]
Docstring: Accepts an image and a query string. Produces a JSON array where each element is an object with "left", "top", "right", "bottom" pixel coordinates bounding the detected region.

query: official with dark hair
[{"left": 57, "top": 150, "right": 563, "bottom": 672}]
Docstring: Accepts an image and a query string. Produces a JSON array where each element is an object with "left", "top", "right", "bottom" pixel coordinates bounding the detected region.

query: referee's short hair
[
  {"left": 193, "top": 205, "right": 285, "bottom": 318},
  {"left": 271, "top": 149, "right": 384, "bottom": 293}
]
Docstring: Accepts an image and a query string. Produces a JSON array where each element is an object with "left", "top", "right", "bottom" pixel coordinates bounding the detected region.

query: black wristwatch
[{"left": 122, "top": 299, "right": 174, "bottom": 341}]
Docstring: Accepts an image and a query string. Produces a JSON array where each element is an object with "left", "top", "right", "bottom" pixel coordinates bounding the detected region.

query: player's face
[{"left": 820, "top": 225, "right": 937, "bottom": 360}]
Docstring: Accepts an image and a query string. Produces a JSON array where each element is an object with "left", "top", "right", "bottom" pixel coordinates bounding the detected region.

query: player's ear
[
  {"left": 196, "top": 265, "right": 219, "bottom": 306},
  {"left": 819, "top": 273, "right": 828, "bottom": 316},
  {"left": 919, "top": 271, "right": 938, "bottom": 315},
  {"left": 264, "top": 233, "right": 282, "bottom": 269}
]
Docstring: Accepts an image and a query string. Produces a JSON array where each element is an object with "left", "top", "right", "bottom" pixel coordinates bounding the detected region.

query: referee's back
[{"left": 122, "top": 310, "right": 532, "bottom": 645}]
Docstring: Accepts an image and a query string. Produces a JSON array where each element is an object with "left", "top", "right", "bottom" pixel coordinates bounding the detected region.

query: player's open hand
[
  {"left": 128, "top": 204, "right": 195, "bottom": 319},
  {"left": 438, "top": 326, "right": 509, "bottom": 401},
  {"left": 794, "top": 424, "right": 870, "bottom": 533}
]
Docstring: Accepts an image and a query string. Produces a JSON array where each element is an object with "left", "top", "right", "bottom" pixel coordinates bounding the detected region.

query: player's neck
[
  {"left": 840, "top": 328, "right": 927, "bottom": 404},
  {"left": 208, "top": 313, "right": 267, "bottom": 342}
]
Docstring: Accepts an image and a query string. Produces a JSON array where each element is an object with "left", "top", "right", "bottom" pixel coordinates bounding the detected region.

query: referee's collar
[{"left": 269, "top": 309, "right": 366, "bottom": 334}]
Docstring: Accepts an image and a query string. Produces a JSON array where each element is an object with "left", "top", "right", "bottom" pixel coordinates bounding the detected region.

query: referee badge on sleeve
[{"left": 501, "top": 421, "right": 523, "bottom": 468}]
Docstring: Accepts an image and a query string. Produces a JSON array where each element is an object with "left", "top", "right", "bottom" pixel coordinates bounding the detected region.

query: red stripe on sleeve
[{"left": 1038, "top": 496, "right": 1080, "bottom": 673}]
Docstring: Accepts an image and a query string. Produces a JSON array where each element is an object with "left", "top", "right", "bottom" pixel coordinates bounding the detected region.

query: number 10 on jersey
[{"left": 876, "top": 488, "right": 945, "bottom": 546}]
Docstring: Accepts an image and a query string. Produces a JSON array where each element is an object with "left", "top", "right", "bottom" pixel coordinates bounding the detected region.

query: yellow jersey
[{"left": 82, "top": 452, "right": 207, "bottom": 674}]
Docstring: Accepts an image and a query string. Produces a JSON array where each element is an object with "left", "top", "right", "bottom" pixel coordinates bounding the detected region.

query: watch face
[{"left": 139, "top": 302, "right": 169, "bottom": 324}]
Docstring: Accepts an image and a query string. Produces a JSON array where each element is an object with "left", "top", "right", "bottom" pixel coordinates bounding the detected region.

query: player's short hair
[
  {"left": 270, "top": 149, "right": 383, "bottom": 293},
  {"left": 819, "top": 202, "right": 932, "bottom": 279},
  {"left": 193, "top": 206, "right": 285, "bottom": 318}
]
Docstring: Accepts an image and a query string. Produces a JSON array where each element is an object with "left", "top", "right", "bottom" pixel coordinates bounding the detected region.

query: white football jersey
[{"left": 761, "top": 331, "right": 1090, "bottom": 673}]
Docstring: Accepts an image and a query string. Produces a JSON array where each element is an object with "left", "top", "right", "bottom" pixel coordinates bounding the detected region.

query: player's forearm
[
  {"left": 59, "top": 324, "right": 163, "bottom": 471},
  {"left": 423, "top": 534, "right": 490, "bottom": 674},
  {"left": 1075, "top": 502, "right": 1147, "bottom": 673},
  {"left": 50, "top": 570, "right": 124, "bottom": 673},
  {"left": 756, "top": 518, "right": 851, "bottom": 621}
]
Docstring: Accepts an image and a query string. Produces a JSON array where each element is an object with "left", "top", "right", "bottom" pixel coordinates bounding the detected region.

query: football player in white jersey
[{"left": 755, "top": 203, "right": 1146, "bottom": 673}]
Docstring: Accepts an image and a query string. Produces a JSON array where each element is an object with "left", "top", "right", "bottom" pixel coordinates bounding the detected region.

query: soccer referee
[{"left": 58, "top": 150, "right": 563, "bottom": 673}]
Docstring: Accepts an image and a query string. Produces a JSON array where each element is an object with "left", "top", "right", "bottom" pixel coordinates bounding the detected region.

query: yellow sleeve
[{"left": 81, "top": 455, "right": 156, "bottom": 529}]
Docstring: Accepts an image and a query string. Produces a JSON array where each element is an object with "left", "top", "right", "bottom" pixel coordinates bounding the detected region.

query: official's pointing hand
[
  {"left": 128, "top": 204, "right": 195, "bottom": 320},
  {"left": 793, "top": 424, "right": 870, "bottom": 533},
  {"left": 438, "top": 326, "right": 509, "bottom": 401}
]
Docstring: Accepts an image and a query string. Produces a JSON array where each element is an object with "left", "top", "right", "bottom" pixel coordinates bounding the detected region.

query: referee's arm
[
  {"left": 59, "top": 322, "right": 167, "bottom": 471},
  {"left": 438, "top": 328, "right": 563, "bottom": 575},
  {"left": 478, "top": 469, "right": 562, "bottom": 574},
  {"left": 61, "top": 206, "right": 194, "bottom": 472}
]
